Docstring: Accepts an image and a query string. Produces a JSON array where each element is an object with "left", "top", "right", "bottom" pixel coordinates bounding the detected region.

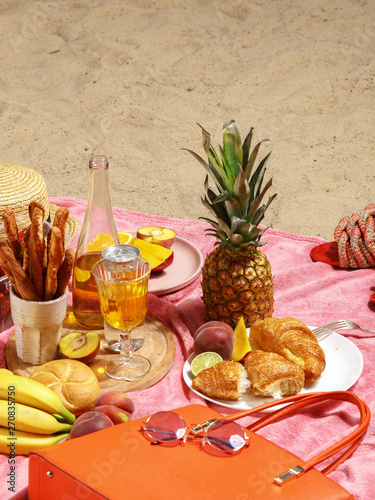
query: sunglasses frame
[{"left": 142, "top": 411, "right": 249, "bottom": 454}]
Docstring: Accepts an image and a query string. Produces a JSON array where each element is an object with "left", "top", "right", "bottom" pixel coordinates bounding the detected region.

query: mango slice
[
  {"left": 132, "top": 238, "right": 174, "bottom": 272},
  {"left": 232, "top": 316, "right": 251, "bottom": 361}
]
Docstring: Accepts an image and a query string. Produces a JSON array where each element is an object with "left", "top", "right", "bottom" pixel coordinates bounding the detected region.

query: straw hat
[{"left": 0, "top": 162, "right": 78, "bottom": 239}]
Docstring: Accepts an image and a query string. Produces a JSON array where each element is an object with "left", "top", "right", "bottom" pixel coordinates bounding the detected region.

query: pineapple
[{"left": 185, "top": 120, "right": 277, "bottom": 328}]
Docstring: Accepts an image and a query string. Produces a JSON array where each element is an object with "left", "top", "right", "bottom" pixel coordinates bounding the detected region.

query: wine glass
[{"left": 92, "top": 255, "right": 151, "bottom": 381}]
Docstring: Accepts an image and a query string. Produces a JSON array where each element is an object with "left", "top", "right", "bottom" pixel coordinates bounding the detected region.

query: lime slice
[{"left": 191, "top": 352, "right": 223, "bottom": 377}]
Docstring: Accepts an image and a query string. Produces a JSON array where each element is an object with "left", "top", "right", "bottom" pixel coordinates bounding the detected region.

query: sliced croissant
[
  {"left": 245, "top": 350, "right": 304, "bottom": 398},
  {"left": 250, "top": 317, "right": 325, "bottom": 381},
  {"left": 192, "top": 360, "right": 250, "bottom": 401}
]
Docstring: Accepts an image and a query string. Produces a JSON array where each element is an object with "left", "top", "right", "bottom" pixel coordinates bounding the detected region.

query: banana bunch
[{"left": 0, "top": 369, "right": 75, "bottom": 455}]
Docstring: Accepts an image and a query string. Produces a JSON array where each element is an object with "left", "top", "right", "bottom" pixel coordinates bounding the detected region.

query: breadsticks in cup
[{"left": 0, "top": 204, "right": 75, "bottom": 301}]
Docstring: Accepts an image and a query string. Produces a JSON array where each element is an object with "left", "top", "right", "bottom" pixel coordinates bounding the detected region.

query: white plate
[
  {"left": 128, "top": 231, "right": 203, "bottom": 296},
  {"left": 183, "top": 331, "right": 364, "bottom": 411}
]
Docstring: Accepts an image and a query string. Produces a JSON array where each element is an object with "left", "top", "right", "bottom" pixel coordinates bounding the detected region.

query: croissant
[
  {"left": 192, "top": 360, "right": 250, "bottom": 401},
  {"left": 245, "top": 350, "right": 304, "bottom": 398},
  {"left": 250, "top": 317, "right": 325, "bottom": 381}
]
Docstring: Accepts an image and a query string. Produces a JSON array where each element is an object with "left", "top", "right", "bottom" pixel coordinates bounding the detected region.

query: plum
[
  {"left": 93, "top": 391, "right": 135, "bottom": 414},
  {"left": 193, "top": 323, "right": 235, "bottom": 360},
  {"left": 70, "top": 411, "right": 113, "bottom": 439}
]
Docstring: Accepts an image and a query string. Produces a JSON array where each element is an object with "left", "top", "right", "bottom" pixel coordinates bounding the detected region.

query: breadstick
[
  {"left": 28, "top": 206, "right": 45, "bottom": 298},
  {"left": 28, "top": 201, "right": 45, "bottom": 221},
  {"left": 3, "top": 208, "right": 22, "bottom": 265},
  {"left": 44, "top": 227, "right": 64, "bottom": 301},
  {"left": 21, "top": 226, "right": 31, "bottom": 273},
  {"left": 55, "top": 248, "right": 75, "bottom": 298},
  {"left": 52, "top": 207, "right": 69, "bottom": 248},
  {"left": 0, "top": 240, "right": 40, "bottom": 301},
  {"left": 0, "top": 239, "right": 18, "bottom": 294}
]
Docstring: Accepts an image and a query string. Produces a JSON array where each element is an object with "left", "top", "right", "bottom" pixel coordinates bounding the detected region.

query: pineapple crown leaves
[{"left": 184, "top": 120, "right": 277, "bottom": 250}]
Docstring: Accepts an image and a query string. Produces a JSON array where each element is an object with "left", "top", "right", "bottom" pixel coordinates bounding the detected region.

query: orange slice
[{"left": 118, "top": 232, "right": 134, "bottom": 245}]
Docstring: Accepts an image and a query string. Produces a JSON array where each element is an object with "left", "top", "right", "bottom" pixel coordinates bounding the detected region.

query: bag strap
[{"left": 222, "top": 391, "right": 370, "bottom": 480}]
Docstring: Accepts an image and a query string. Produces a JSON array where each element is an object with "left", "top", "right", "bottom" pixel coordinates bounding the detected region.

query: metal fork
[{"left": 312, "top": 319, "right": 375, "bottom": 341}]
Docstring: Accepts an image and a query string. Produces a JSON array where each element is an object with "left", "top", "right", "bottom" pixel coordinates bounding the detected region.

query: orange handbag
[{"left": 28, "top": 391, "right": 370, "bottom": 500}]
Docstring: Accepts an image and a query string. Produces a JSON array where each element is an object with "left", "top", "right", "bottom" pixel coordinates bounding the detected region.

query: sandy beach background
[{"left": 1, "top": 0, "right": 374, "bottom": 241}]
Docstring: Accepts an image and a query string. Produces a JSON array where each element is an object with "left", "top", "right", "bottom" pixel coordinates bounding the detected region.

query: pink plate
[{"left": 130, "top": 233, "right": 203, "bottom": 296}]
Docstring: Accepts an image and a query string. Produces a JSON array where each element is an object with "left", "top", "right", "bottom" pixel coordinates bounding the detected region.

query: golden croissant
[
  {"left": 250, "top": 317, "right": 325, "bottom": 381},
  {"left": 192, "top": 360, "right": 250, "bottom": 401},
  {"left": 245, "top": 350, "right": 304, "bottom": 398}
]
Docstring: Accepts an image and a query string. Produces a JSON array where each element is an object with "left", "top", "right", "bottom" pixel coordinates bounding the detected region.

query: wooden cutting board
[{"left": 5, "top": 310, "right": 176, "bottom": 394}]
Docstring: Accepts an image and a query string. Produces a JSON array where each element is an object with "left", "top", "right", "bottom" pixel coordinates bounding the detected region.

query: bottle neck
[
  {"left": 89, "top": 155, "right": 109, "bottom": 171},
  {"left": 77, "top": 156, "right": 119, "bottom": 253}
]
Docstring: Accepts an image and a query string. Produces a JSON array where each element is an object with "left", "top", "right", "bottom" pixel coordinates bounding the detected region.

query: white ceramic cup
[{"left": 10, "top": 286, "right": 68, "bottom": 365}]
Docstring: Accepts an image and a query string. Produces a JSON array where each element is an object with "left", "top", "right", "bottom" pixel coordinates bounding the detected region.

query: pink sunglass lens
[
  {"left": 206, "top": 421, "right": 247, "bottom": 452},
  {"left": 145, "top": 411, "right": 186, "bottom": 442}
]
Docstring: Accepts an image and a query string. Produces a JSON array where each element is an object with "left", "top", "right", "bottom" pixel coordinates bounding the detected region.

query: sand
[{"left": 1, "top": 0, "right": 374, "bottom": 241}]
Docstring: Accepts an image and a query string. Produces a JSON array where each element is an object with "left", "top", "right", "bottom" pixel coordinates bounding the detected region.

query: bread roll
[{"left": 29, "top": 359, "right": 100, "bottom": 415}]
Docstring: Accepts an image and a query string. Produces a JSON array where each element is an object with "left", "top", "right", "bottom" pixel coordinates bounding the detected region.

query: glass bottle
[{"left": 72, "top": 155, "right": 119, "bottom": 328}]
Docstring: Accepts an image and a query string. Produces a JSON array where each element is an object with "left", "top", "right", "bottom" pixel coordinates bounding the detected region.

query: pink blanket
[{"left": 1, "top": 196, "right": 374, "bottom": 499}]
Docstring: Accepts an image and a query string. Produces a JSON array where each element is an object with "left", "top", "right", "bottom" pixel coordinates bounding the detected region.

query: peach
[
  {"left": 59, "top": 331, "right": 100, "bottom": 364},
  {"left": 94, "top": 405, "right": 131, "bottom": 425},
  {"left": 152, "top": 253, "right": 174, "bottom": 273},
  {"left": 93, "top": 391, "right": 135, "bottom": 414},
  {"left": 137, "top": 227, "right": 176, "bottom": 249},
  {"left": 70, "top": 411, "right": 113, "bottom": 439},
  {"left": 194, "top": 321, "right": 233, "bottom": 339},
  {"left": 193, "top": 324, "right": 235, "bottom": 360}
]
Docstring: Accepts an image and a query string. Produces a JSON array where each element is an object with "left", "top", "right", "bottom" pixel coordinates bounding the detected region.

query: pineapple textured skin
[{"left": 202, "top": 246, "right": 274, "bottom": 328}]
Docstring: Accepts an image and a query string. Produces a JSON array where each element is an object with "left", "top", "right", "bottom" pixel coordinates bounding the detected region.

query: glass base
[
  {"left": 105, "top": 354, "right": 151, "bottom": 381},
  {"left": 107, "top": 339, "right": 143, "bottom": 353}
]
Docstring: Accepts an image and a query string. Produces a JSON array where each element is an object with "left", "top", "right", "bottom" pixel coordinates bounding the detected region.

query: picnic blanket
[{"left": 1, "top": 196, "right": 374, "bottom": 499}]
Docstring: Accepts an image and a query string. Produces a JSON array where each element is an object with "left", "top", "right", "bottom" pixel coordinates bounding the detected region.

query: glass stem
[{"left": 120, "top": 330, "right": 133, "bottom": 359}]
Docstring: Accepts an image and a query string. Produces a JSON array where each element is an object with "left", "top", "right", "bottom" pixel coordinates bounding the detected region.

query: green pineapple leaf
[
  {"left": 245, "top": 139, "right": 270, "bottom": 181},
  {"left": 232, "top": 168, "right": 251, "bottom": 216},
  {"left": 242, "top": 127, "right": 254, "bottom": 171},
  {"left": 224, "top": 198, "right": 242, "bottom": 220},
  {"left": 184, "top": 148, "right": 231, "bottom": 194},
  {"left": 186, "top": 120, "right": 276, "bottom": 250}
]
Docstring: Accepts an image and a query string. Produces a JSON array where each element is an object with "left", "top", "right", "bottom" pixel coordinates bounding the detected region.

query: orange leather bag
[{"left": 28, "top": 391, "right": 370, "bottom": 500}]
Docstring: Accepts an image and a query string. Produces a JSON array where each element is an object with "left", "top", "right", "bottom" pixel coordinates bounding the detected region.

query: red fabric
[{"left": 1, "top": 196, "right": 375, "bottom": 499}]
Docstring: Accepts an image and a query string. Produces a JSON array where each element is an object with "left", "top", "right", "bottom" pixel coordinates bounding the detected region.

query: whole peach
[
  {"left": 194, "top": 321, "right": 233, "bottom": 339},
  {"left": 70, "top": 411, "right": 113, "bottom": 439},
  {"left": 94, "top": 405, "right": 132, "bottom": 425},
  {"left": 193, "top": 325, "right": 235, "bottom": 360},
  {"left": 93, "top": 391, "right": 135, "bottom": 414}
]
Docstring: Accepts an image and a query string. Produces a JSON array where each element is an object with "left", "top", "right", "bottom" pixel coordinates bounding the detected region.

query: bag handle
[{"left": 223, "top": 391, "right": 370, "bottom": 480}]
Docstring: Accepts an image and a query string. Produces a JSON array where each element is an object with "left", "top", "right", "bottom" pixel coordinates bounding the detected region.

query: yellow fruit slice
[
  {"left": 118, "top": 232, "right": 134, "bottom": 245},
  {"left": 133, "top": 238, "right": 173, "bottom": 271},
  {"left": 133, "top": 238, "right": 173, "bottom": 259},
  {"left": 232, "top": 316, "right": 251, "bottom": 362},
  {"left": 74, "top": 268, "right": 91, "bottom": 283},
  {"left": 86, "top": 234, "right": 117, "bottom": 253},
  {"left": 191, "top": 352, "right": 223, "bottom": 377}
]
